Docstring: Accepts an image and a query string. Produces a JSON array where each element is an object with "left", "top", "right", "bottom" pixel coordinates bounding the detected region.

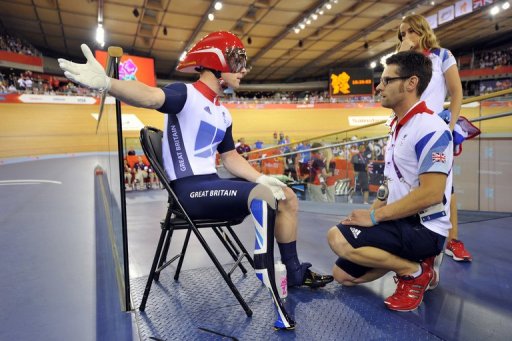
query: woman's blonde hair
[
  {"left": 397, "top": 14, "right": 440, "bottom": 51},
  {"left": 321, "top": 147, "right": 334, "bottom": 170}
]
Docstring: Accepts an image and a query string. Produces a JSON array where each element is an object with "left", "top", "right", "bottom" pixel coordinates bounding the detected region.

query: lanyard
[{"left": 390, "top": 147, "right": 412, "bottom": 188}]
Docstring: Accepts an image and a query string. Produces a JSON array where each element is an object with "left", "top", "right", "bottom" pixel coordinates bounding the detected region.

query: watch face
[{"left": 377, "top": 184, "right": 388, "bottom": 201}]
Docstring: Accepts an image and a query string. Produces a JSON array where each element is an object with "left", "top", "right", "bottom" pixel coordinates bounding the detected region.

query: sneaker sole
[
  {"left": 306, "top": 274, "right": 334, "bottom": 288},
  {"left": 445, "top": 249, "right": 472, "bottom": 262},
  {"left": 384, "top": 298, "right": 424, "bottom": 312}
]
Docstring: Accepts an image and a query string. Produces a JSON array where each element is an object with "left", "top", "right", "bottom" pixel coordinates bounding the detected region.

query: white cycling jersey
[
  {"left": 158, "top": 81, "right": 234, "bottom": 181},
  {"left": 420, "top": 48, "right": 457, "bottom": 114}
]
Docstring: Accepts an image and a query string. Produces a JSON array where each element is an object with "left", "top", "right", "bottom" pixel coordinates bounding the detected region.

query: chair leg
[
  {"left": 154, "top": 228, "right": 173, "bottom": 282},
  {"left": 139, "top": 229, "right": 168, "bottom": 311},
  {"left": 174, "top": 227, "right": 192, "bottom": 281},
  {"left": 154, "top": 206, "right": 175, "bottom": 281},
  {"left": 191, "top": 226, "right": 253, "bottom": 317},
  {"left": 212, "top": 226, "right": 248, "bottom": 274}
]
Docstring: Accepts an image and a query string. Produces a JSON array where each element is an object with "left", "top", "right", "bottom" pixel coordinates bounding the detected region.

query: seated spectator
[
  {"left": 127, "top": 146, "right": 136, "bottom": 156},
  {"left": 133, "top": 156, "right": 157, "bottom": 189},
  {"left": 124, "top": 159, "right": 134, "bottom": 190},
  {"left": 235, "top": 137, "right": 251, "bottom": 159},
  {"left": 7, "top": 84, "right": 17, "bottom": 93},
  {"left": 133, "top": 156, "right": 149, "bottom": 190}
]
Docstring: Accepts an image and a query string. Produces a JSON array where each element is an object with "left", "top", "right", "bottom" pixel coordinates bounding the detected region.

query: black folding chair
[{"left": 138, "top": 126, "right": 255, "bottom": 316}]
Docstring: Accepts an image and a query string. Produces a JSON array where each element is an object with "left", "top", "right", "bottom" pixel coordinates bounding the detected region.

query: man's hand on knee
[{"left": 256, "top": 175, "right": 287, "bottom": 201}]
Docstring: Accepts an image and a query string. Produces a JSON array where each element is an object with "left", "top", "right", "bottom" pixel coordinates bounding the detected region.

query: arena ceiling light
[
  {"left": 96, "top": 24, "right": 105, "bottom": 47},
  {"left": 214, "top": 1, "right": 223, "bottom": 11},
  {"left": 293, "top": 0, "right": 337, "bottom": 34},
  {"left": 96, "top": 0, "right": 105, "bottom": 47}
]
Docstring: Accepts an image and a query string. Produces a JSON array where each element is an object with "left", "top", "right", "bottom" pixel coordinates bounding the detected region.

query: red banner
[
  {"left": 95, "top": 50, "right": 156, "bottom": 87},
  {"left": 0, "top": 50, "right": 43, "bottom": 67},
  {"left": 459, "top": 66, "right": 512, "bottom": 78}
]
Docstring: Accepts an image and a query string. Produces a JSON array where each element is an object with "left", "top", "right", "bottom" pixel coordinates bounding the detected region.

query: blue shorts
[
  {"left": 335, "top": 215, "right": 445, "bottom": 278},
  {"left": 171, "top": 173, "right": 257, "bottom": 220}
]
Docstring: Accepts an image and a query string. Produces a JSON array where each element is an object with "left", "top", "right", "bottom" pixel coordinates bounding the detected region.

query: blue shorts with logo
[
  {"left": 335, "top": 215, "right": 445, "bottom": 278},
  {"left": 171, "top": 173, "right": 257, "bottom": 221}
]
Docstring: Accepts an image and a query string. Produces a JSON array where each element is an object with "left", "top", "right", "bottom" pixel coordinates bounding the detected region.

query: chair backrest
[
  {"left": 140, "top": 126, "right": 193, "bottom": 220},
  {"left": 140, "top": 126, "right": 169, "bottom": 183}
]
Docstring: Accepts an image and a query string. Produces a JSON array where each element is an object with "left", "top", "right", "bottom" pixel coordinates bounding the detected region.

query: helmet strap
[
  {"left": 203, "top": 68, "right": 222, "bottom": 79},
  {"left": 203, "top": 68, "right": 228, "bottom": 89},
  {"left": 196, "top": 67, "right": 227, "bottom": 90}
]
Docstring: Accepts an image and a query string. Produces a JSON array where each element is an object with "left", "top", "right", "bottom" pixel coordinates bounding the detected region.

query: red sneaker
[
  {"left": 445, "top": 239, "right": 472, "bottom": 262},
  {"left": 384, "top": 262, "right": 433, "bottom": 312},
  {"left": 424, "top": 253, "right": 443, "bottom": 290}
]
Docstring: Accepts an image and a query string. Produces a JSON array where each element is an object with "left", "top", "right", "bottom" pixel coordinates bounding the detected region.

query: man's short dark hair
[{"left": 386, "top": 51, "right": 432, "bottom": 97}]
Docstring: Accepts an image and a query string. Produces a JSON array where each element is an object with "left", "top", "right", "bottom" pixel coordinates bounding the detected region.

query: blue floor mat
[{"left": 131, "top": 265, "right": 441, "bottom": 340}]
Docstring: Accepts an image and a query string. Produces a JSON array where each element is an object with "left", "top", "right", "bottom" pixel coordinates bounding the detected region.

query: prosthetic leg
[{"left": 249, "top": 198, "right": 296, "bottom": 330}]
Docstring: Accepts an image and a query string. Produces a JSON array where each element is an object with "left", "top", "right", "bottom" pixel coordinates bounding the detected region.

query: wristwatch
[{"left": 377, "top": 184, "right": 388, "bottom": 201}]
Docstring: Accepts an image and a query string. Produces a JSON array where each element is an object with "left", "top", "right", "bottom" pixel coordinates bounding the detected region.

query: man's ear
[{"left": 406, "top": 75, "right": 419, "bottom": 93}]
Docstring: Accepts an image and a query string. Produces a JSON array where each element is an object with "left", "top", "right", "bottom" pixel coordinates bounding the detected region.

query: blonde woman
[
  {"left": 397, "top": 15, "right": 471, "bottom": 263},
  {"left": 321, "top": 146, "right": 337, "bottom": 203}
]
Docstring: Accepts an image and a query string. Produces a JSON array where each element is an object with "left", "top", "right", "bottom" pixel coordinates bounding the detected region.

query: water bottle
[{"left": 274, "top": 261, "right": 287, "bottom": 299}]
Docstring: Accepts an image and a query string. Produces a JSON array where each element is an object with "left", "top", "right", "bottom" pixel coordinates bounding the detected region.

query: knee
[
  {"left": 279, "top": 187, "right": 298, "bottom": 214},
  {"left": 328, "top": 227, "right": 345, "bottom": 252}
]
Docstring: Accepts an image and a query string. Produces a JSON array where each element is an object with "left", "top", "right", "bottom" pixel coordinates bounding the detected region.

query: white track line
[{"left": 0, "top": 179, "right": 62, "bottom": 186}]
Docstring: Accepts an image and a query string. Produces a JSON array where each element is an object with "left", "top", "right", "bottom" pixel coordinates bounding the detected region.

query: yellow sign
[
  {"left": 331, "top": 72, "right": 351, "bottom": 95},
  {"left": 329, "top": 68, "right": 374, "bottom": 96}
]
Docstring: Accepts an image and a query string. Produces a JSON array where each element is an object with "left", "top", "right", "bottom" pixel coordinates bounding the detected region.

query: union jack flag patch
[{"left": 432, "top": 152, "right": 446, "bottom": 163}]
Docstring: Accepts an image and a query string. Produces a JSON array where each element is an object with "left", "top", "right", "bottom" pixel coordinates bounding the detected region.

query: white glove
[
  {"left": 256, "top": 175, "right": 287, "bottom": 201},
  {"left": 57, "top": 44, "right": 111, "bottom": 92}
]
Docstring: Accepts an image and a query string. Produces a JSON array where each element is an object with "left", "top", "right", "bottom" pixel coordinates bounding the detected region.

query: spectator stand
[{"left": 124, "top": 154, "right": 159, "bottom": 191}]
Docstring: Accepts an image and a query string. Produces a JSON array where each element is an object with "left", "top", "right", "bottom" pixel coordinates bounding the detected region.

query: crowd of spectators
[
  {"left": 229, "top": 90, "right": 374, "bottom": 104},
  {"left": 0, "top": 31, "right": 42, "bottom": 56},
  {"left": 1, "top": 30, "right": 509, "bottom": 101},
  {"left": 477, "top": 46, "right": 512, "bottom": 69},
  {"left": 0, "top": 69, "right": 99, "bottom": 96}
]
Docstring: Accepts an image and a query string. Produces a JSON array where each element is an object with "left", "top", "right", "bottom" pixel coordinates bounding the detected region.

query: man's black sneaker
[{"left": 302, "top": 269, "right": 334, "bottom": 288}]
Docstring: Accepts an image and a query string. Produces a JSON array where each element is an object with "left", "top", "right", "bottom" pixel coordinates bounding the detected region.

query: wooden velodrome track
[{"left": 0, "top": 99, "right": 510, "bottom": 160}]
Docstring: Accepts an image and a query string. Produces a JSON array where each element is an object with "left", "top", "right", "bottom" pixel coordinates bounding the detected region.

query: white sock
[{"left": 411, "top": 264, "right": 422, "bottom": 278}]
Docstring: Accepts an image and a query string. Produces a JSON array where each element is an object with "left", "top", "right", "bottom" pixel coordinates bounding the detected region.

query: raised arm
[{"left": 58, "top": 44, "right": 165, "bottom": 109}]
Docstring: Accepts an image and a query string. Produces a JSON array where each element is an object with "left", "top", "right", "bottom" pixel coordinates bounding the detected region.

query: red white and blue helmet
[{"left": 177, "top": 31, "right": 247, "bottom": 74}]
